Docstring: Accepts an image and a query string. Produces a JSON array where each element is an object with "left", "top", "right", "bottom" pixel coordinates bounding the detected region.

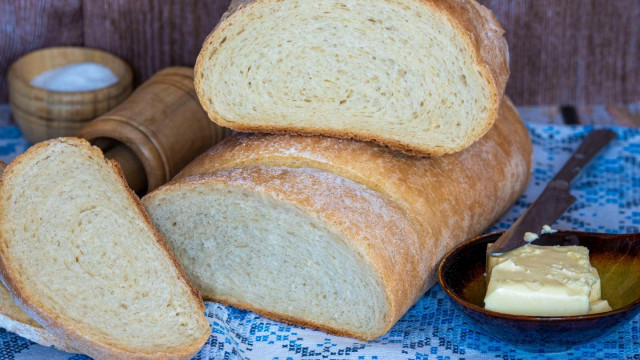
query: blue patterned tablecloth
[{"left": 0, "top": 122, "right": 638, "bottom": 360}]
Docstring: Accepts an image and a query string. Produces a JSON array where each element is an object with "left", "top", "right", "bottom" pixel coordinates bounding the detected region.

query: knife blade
[{"left": 487, "top": 129, "right": 617, "bottom": 256}]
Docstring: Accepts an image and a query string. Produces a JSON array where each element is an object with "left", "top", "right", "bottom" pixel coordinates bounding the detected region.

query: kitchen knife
[{"left": 487, "top": 129, "right": 617, "bottom": 256}]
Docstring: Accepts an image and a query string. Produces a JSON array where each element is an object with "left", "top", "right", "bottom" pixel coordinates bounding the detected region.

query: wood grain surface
[
  {"left": 82, "top": 0, "right": 231, "bottom": 85},
  {"left": 0, "top": 0, "right": 83, "bottom": 101},
  {"left": 481, "top": 0, "right": 640, "bottom": 106},
  {"left": 0, "top": 0, "right": 638, "bottom": 106}
]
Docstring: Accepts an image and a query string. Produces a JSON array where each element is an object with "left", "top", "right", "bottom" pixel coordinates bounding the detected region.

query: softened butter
[{"left": 484, "top": 245, "right": 612, "bottom": 316}]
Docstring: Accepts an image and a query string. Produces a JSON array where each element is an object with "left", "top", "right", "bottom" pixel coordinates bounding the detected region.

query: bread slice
[
  {"left": 0, "top": 138, "right": 210, "bottom": 360},
  {"left": 142, "top": 98, "right": 531, "bottom": 340},
  {"left": 146, "top": 167, "right": 419, "bottom": 340},
  {"left": 0, "top": 161, "right": 75, "bottom": 352},
  {"left": 195, "top": 0, "right": 509, "bottom": 155}
]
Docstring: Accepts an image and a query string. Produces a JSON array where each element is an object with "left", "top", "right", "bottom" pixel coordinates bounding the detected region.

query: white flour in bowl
[{"left": 30, "top": 62, "right": 118, "bottom": 92}]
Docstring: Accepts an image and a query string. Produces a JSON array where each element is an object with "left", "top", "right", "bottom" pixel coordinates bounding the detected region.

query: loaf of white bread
[
  {"left": 0, "top": 139, "right": 210, "bottom": 359},
  {"left": 195, "top": 0, "right": 509, "bottom": 156},
  {"left": 142, "top": 97, "right": 531, "bottom": 340}
]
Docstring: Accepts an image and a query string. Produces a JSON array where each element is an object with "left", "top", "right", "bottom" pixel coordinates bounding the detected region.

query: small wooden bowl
[
  {"left": 439, "top": 230, "right": 640, "bottom": 353},
  {"left": 8, "top": 47, "right": 132, "bottom": 143}
]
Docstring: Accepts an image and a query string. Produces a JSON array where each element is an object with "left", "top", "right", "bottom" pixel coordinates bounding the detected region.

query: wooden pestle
[{"left": 78, "top": 66, "right": 230, "bottom": 194}]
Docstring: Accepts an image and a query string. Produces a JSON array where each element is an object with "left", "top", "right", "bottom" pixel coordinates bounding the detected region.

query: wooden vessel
[
  {"left": 8, "top": 47, "right": 132, "bottom": 143},
  {"left": 79, "top": 66, "right": 230, "bottom": 194}
]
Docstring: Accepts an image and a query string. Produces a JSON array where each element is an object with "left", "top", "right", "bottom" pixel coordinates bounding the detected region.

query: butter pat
[
  {"left": 523, "top": 232, "right": 539, "bottom": 242},
  {"left": 485, "top": 245, "right": 612, "bottom": 316},
  {"left": 589, "top": 299, "right": 613, "bottom": 314}
]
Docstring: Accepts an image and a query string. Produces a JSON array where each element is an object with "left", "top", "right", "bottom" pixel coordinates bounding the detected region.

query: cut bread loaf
[
  {"left": 195, "top": 0, "right": 509, "bottom": 155},
  {"left": 0, "top": 138, "right": 210, "bottom": 360},
  {"left": 142, "top": 98, "right": 531, "bottom": 340},
  {"left": 0, "top": 161, "right": 73, "bottom": 352}
]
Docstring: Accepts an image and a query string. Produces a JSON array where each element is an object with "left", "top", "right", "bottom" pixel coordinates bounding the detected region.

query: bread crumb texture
[{"left": 195, "top": 0, "right": 507, "bottom": 155}]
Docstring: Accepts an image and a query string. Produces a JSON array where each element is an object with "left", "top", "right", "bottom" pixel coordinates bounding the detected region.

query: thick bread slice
[
  {"left": 0, "top": 161, "right": 74, "bottom": 352},
  {"left": 195, "top": 0, "right": 509, "bottom": 155},
  {"left": 0, "top": 138, "right": 210, "bottom": 360},
  {"left": 144, "top": 167, "right": 420, "bottom": 340},
  {"left": 142, "top": 98, "right": 531, "bottom": 340}
]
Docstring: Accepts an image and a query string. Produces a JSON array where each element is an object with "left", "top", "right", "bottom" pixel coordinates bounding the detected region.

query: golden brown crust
[
  {"left": 164, "top": 97, "right": 531, "bottom": 339},
  {"left": 0, "top": 138, "right": 209, "bottom": 360},
  {"left": 195, "top": 0, "right": 509, "bottom": 156}
]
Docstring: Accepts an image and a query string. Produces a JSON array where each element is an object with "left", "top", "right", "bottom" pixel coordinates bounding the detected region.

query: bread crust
[
  {"left": 156, "top": 97, "right": 531, "bottom": 339},
  {"left": 194, "top": 0, "right": 509, "bottom": 156},
  {"left": 0, "top": 138, "right": 210, "bottom": 360}
]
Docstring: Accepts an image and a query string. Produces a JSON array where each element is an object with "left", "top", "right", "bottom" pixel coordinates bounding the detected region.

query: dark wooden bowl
[{"left": 438, "top": 230, "right": 640, "bottom": 353}]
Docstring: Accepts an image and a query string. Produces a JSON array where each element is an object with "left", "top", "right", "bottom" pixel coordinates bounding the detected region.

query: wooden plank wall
[
  {"left": 1, "top": 0, "right": 638, "bottom": 106},
  {"left": 0, "top": 0, "right": 232, "bottom": 101},
  {"left": 0, "top": 0, "right": 84, "bottom": 101},
  {"left": 83, "top": 0, "right": 232, "bottom": 84},
  {"left": 483, "top": 0, "right": 640, "bottom": 107}
]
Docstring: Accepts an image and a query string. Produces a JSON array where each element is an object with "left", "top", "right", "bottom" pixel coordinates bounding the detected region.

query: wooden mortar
[
  {"left": 8, "top": 47, "right": 133, "bottom": 143},
  {"left": 78, "top": 66, "right": 230, "bottom": 194}
]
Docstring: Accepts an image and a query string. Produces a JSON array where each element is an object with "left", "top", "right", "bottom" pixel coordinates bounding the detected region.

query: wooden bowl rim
[
  {"left": 438, "top": 230, "right": 640, "bottom": 322},
  {"left": 8, "top": 46, "right": 133, "bottom": 100}
]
